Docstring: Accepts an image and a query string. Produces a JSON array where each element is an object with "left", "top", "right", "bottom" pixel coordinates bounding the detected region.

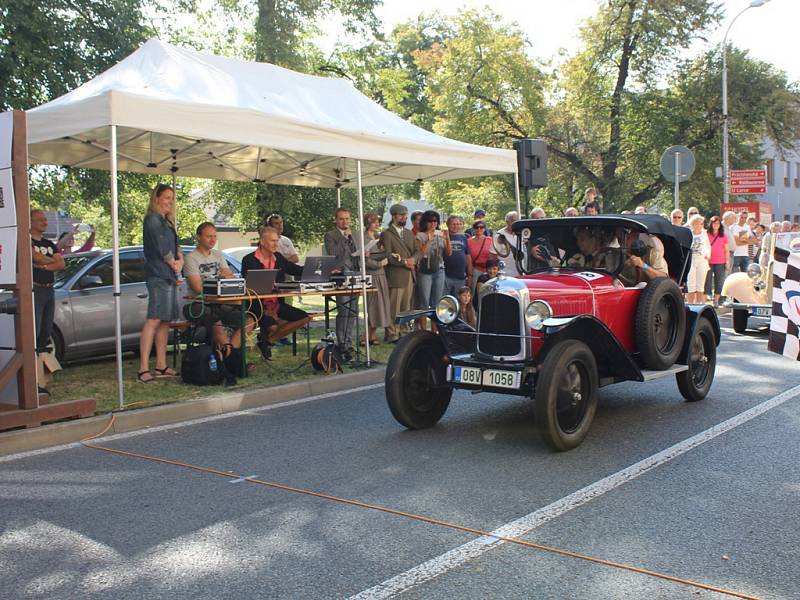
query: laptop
[
  {"left": 244, "top": 269, "right": 278, "bottom": 294},
  {"left": 275, "top": 255, "right": 338, "bottom": 288}
]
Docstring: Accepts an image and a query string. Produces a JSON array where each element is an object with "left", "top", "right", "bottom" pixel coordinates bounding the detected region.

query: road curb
[{"left": 0, "top": 367, "right": 386, "bottom": 457}]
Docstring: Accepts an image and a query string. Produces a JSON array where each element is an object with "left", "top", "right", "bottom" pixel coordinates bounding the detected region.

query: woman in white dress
[{"left": 687, "top": 214, "right": 711, "bottom": 304}]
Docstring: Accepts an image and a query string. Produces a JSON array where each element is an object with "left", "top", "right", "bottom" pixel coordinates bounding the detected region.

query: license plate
[
  {"left": 452, "top": 366, "right": 520, "bottom": 389},
  {"left": 754, "top": 307, "right": 771, "bottom": 317},
  {"left": 453, "top": 366, "right": 482, "bottom": 385},
  {"left": 482, "top": 369, "right": 521, "bottom": 389}
]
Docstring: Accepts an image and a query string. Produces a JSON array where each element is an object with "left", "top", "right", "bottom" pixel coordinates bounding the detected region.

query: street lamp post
[{"left": 722, "top": 0, "right": 770, "bottom": 204}]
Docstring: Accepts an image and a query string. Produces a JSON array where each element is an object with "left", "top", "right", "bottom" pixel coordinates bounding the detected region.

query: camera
[
  {"left": 629, "top": 239, "right": 647, "bottom": 258},
  {"left": 532, "top": 237, "right": 551, "bottom": 261},
  {"left": 0, "top": 298, "right": 17, "bottom": 315}
]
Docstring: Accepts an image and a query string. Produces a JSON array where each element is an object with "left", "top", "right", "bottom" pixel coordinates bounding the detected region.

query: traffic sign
[
  {"left": 729, "top": 169, "right": 766, "bottom": 194},
  {"left": 730, "top": 169, "right": 766, "bottom": 181},
  {"left": 660, "top": 146, "right": 695, "bottom": 183},
  {"left": 729, "top": 185, "right": 767, "bottom": 194}
]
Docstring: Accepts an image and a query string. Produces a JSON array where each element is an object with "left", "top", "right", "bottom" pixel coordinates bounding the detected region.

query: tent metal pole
[
  {"left": 110, "top": 125, "right": 124, "bottom": 410},
  {"left": 171, "top": 171, "right": 177, "bottom": 224},
  {"left": 356, "top": 160, "right": 370, "bottom": 366},
  {"left": 336, "top": 186, "right": 341, "bottom": 209},
  {"left": 513, "top": 167, "right": 521, "bottom": 216}
]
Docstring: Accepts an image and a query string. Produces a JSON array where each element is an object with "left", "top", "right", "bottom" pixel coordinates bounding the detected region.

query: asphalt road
[{"left": 2, "top": 314, "right": 799, "bottom": 600}]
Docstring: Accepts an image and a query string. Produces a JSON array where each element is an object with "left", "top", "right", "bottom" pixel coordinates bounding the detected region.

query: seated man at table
[
  {"left": 241, "top": 226, "right": 311, "bottom": 360},
  {"left": 183, "top": 222, "right": 247, "bottom": 356}
]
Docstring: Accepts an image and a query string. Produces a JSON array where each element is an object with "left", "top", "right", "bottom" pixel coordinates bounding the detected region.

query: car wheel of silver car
[
  {"left": 534, "top": 339, "right": 598, "bottom": 451},
  {"left": 635, "top": 278, "right": 686, "bottom": 370},
  {"left": 732, "top": 307, "right": 748, "bottom": 334},
  {"left": 386, "top": 330, "right": 452, "bottom": 429},
  {"left": 676, "top": 318, "right": 716, "bottom": 402},
  {"left": 49, "top": 329, "right": 65, "bottom": 363}
]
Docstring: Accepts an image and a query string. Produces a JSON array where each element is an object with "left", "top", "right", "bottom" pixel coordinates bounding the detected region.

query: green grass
[{"left": 48, "top": 324, "right": 393, "bottom": 414}]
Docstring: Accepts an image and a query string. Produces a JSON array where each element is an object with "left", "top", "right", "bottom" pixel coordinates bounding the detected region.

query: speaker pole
[
  {"left": 524, "top": 188, "right": 530, "bottom": 218},
  {"left": 513, "top": 162, "right": 521, "bottom": 215}
]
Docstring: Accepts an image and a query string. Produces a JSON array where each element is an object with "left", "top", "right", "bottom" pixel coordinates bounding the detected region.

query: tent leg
[
  {"left": 356, "top": 160, "right": 370, "bottom": 367},
  {"left": 336, "top": 186, "right": 341, "bottom": 209},
  {"left": 110, "top": 125, "right": 124, "bottom": 410},
  {"left": 513, "top": 169, "right": 521, "bottom": 216}
]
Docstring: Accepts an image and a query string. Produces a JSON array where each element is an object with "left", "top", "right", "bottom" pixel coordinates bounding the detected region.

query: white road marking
[
  {"left": 0, "top": 383, "right": 384, "bottom": 463},
  {"left": 348, "top": 383, "right": 800, "bottom": 600}
]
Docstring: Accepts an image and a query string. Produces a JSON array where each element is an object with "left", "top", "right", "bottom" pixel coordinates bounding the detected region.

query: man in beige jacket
[{"left": 381, "top": 204, "right": 418, "bottom": 342}]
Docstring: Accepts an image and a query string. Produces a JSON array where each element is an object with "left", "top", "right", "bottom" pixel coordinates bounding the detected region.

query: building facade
[{"left": 761, "top": 139, "right": 800, "bottom": 223}]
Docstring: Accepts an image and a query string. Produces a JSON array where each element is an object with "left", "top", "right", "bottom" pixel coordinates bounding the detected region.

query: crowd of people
[{"left": 31, "top": 183, "right": 799, "bottom": 387}]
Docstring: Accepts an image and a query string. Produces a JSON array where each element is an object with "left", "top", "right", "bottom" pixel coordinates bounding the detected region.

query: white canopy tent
[{"left": 26, "top": 39, "right": 519, "bottom": 407}]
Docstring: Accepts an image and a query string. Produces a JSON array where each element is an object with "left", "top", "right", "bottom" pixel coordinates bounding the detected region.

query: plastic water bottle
[{"left": 208, "top": 353, "right": 218, "bottom": 372}]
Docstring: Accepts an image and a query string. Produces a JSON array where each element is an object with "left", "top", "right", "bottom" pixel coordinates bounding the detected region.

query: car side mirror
[{"left": 79, "top": 274, "right": 104, "bottom": 289}]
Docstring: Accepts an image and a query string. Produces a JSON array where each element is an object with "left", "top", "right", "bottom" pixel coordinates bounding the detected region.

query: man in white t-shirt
[
  {"left": 722, "top": 211, "right": 737, "bottom": 272},
  {"left": 183, "top": 222, "right": 246, "bottom": 352},
  {"left": 265, "top": 214, "right": 299, "bottom": 263},
  {"left": 491, "top": 211, "right": 523, "bottom": 277},
  {"left": 728, "top": 211, "right": 755, "bottom": 272}
]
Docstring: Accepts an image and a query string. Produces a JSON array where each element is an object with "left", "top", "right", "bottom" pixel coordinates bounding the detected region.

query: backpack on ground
[{"left": 181, "top": 344, "right": 227, "bottom": 386}]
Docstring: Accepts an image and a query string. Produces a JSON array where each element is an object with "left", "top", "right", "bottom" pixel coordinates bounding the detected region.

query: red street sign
[
  {"left": 730, "top": 169, "right": 766, "bottom": 178},
  {"left": 729, "top": 185, "right": 766, "bottom": 194},
  {"left": 730, "top": 169, "right": 766, "bottom": 187}
]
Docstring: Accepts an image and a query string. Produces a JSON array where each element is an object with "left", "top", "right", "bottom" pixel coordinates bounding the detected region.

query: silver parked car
[{"left": 50, "top": 246, "right": 241, "bottom": 362}]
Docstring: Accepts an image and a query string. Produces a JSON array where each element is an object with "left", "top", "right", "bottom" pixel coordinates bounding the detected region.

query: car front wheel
[
  {"left": 534, "top": 339, "right": 598, "bottom": 451},
  {"left": 386, "top": 330, "right": 452, "bottom": 429},
  {"left": 676, "top": 318, "right": 716, "bottom": 402}
]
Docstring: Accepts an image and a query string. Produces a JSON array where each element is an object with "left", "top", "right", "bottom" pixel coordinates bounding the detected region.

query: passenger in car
[{"left": 619, "top": 229, "right": 669, "bottom": 286}]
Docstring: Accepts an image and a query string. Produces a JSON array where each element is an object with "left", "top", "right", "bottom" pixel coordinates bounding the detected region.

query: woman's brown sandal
[
  {"left": 136, "top": 370, "right": 156, "bottom": 384},
  {"left": 153, "top": 366, "right": 178, "bottom": 378}
]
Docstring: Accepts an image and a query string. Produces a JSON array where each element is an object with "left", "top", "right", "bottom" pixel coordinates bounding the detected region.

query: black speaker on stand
[{"left": 513, "top": 138, "right": 548, "bottom": 216}]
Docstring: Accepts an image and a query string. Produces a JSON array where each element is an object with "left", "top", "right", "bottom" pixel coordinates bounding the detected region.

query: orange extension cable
[{"left": 82, "top": 415, "right": 761, "bottom": 600}]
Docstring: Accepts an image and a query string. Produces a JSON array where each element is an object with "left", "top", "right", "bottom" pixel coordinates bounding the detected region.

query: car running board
[{"left": 640, "top": 364, "right": 689, "bottom": 381}]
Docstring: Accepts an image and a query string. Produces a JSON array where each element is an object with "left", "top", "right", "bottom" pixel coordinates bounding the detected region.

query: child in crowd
[{"left": 457, "top": 286, "right": 476, "bottom": 328}]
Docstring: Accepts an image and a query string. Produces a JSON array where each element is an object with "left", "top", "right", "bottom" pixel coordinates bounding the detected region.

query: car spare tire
[{"left": 635, "top": 277, "right": 686, "bottom": 370}]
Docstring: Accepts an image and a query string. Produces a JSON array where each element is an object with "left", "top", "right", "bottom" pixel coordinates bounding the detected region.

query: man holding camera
[
  {"left": 491, "top": 211, "right": 523, "bottom": 276},
  {"left": 620, "top": 229, "right": 668, "bottom": 285}
]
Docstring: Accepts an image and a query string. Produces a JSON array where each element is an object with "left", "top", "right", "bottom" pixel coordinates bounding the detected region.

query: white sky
[{"left": 320, "top": 0, "right": 798, "bottom": 83}]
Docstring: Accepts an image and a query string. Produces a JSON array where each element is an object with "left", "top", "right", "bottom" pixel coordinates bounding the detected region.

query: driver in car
[
  {"left": 619, "top": 229, "right": 669, "bottom": 285},
  {"left": 568, "top": 227, "right": 616, "bottom": 270}
]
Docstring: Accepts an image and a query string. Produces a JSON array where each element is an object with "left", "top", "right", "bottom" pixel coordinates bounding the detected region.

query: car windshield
[{"left": 54, "top": 254, "right": 96, "bottom": 289}]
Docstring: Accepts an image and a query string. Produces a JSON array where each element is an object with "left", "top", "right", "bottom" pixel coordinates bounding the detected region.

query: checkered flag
[{"left": 768, "top": 247, "right": 800, "bottom": 361}]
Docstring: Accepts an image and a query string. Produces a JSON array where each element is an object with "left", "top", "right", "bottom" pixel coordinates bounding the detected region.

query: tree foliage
[{"left": 0, "top": 0, "right": 152, "bottom": 111}]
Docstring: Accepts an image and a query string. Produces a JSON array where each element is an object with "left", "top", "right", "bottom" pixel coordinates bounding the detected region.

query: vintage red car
[{"left": 386, "top": 215, "right": 721, "bottom": 451}]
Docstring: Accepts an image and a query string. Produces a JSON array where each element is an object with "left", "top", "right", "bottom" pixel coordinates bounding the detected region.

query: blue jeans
[
  {"left": 417, "top": 269, "right": 445, "bottom": 309},
  {"left": 732, "top": 255, "right": 750, "bottom": 273},
  {"left": 443, "top": 276, "right": 466, "bottom": 299}
]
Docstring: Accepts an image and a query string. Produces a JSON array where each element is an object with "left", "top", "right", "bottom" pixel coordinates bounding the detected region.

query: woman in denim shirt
[
  {"left": 415, "top": 210, "right": 452, "bottom": 330},
  {"left": 137, "top": 184, "right": 183, "bottom": 383}
]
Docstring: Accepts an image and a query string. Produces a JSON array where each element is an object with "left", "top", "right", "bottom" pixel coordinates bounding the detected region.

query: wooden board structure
[{"left": 0, "top": 111, "right": 95, "bottom": 430}]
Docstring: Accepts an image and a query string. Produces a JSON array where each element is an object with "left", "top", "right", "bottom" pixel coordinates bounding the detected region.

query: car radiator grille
[{"left": 478, "top": 293, "right": 522, "bottom": 357}]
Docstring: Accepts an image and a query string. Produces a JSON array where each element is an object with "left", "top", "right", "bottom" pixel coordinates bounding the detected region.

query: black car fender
[
  {"left": 677, "top": 305, "right": 721, "bottom": 364},
  {"left": 541, "top": 315, "right": 643, "bottom": 383},
  {"left": 394, "top": 310, "right": 477, "bottom": 354}
]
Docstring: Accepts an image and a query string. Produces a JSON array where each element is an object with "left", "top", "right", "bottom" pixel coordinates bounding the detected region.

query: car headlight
[
  {"left": 747, "top": 263, "right": 762, "bottom": 280},
  {"left": 525, "top": 300, "right": 552, "bottom": 330},
  {"left": 435, "top": 295, "right": 459, "bottom": 324}
]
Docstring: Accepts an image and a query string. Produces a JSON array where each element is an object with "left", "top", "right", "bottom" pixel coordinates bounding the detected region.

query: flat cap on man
[{"left": 389, "top": 203, "right": 408, "bottom": 216}]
